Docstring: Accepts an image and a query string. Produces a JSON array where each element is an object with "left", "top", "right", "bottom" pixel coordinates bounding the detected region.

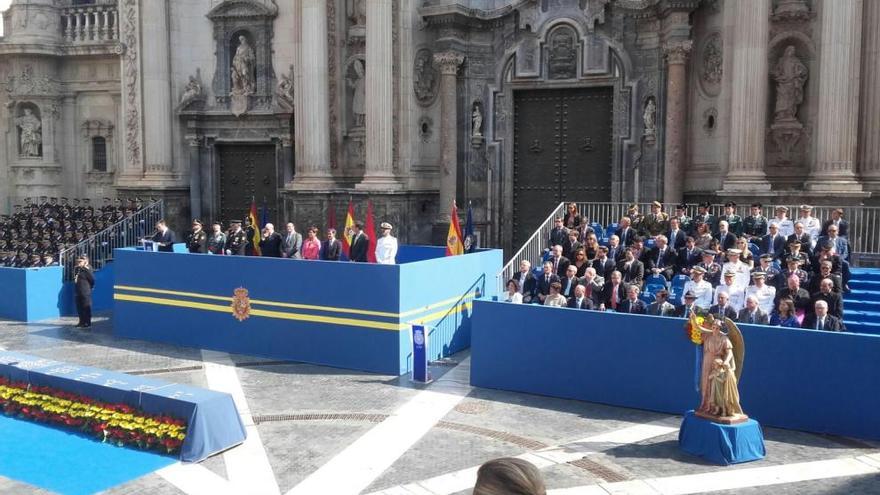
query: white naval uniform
[{"left": 375, "top": 235, "right": 398, "bottom": 264}]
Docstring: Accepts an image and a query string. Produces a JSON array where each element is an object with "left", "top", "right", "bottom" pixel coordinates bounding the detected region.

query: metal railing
[
  {"left": 59, "top": 200, "right": 163, "bottom": 280},
  {"left": 497, "top": 201, "right": 880, "bottom": 292}
]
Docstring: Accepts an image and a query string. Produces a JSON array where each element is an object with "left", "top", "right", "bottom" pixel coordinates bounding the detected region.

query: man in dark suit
[
  {"left": 514, "top": 260, "right": 538, "bottom": 303},
  {"left": 647, "top": 289, "right": 676, "bottom": 316},
  {"left": 802, "top": 300, "right": 845, "bottom": 331},
  {"left": 562, "top": 230, "right": 583, "bottom": 261},
  {"left": 617, "top": 247, "right": 644, "bottom": 287},
  {"left": 737, "top": 295, "right": 770, "bottom": 325},
  {"left": 810, "top": 278, "right": 844, "bottom": 319},
  {"left": 760, "top": 223, "right": 786, "bottom": 259},
  {"left": 549, "top": 217, "right": 568, "bottom": 247},
  {"left": 676, "top": 237, "right": 702, "bottom": 276},
  {"left": 281, "top": 222, "right": 303, "bottom": 259},
  {"left": 150, "top": 219, "right": 176, "bottom": 252},
  {"left": 536, "top": 261, "right": 560, "bottom": 304},
  {"left": 615, "top": 217, "right": 637, "bottom": 247},
  {"left": 259, "top": 223, "right": 283, "bottom": 257},
  {"left": 349, "top": 222, "right": 369, "bottom": 262},
  {"left": 647, "top": 235, "right": 676, "bottom": 281},
  {"left": 560, "top": 265, "right": 580, "bottom": 299},
  {"left": 591, "top": 246, "right": 616, "bottom": 280},
  {"left": 579, "top": 267, "right": 603, "bottom": 306},
  {"left": 548, "top": 245, "right": 570, "bottom": 277},
  {"left": 787, "top": 222, "right": 814, "bottom": 258},
  {"left": 708, "top": 291, "right": 738, "bottom": 320},
  {"left": 808, "top": 261, "right": 842, "bottom": 294},
  {"left": 817, "top": 225, "right": 850, "bottom": 261},
  {"left": 675, "top": 291, "right": 703, "bottom": 318},
  {"left": 715, "top": 220, "right": 738, "bottom": 252},
  {"left": 821, "top": 209, "right": 848, "bottom": 237},
  {"left": 667, "top": 217, "right": 687, "bottom": 250},
  {"left": 567, "top": 285, "right": 594, "bottom": 310},
  {"left": 321, "top": 228, "right": 342, "bottom": 261},
  {"left": 601, "top": 270, "right": 627, "bottom": 311},
  {"left": 618, "top": 285, "right": 647, "bottom": 314}
]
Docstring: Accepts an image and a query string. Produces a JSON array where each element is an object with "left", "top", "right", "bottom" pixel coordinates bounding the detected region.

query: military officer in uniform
[
  {"left": 719, "top": 202, "right": 743, "bottom": 237},
  {"left": 225, "top": 220, "right": 248, "bottom": 256},
  {"left": 693, "top": 202, "right": 716, "bottom": 236},
  {"left": 187, "top": 219, "right": 208, "bottom": 253},
  {"left": 642, "top": 201, "right": 669, "bottom": 238},
  {"left": 697, "top": 249, "right": 722, "bottom": 287},
  {"left": 674, "top": 203, "right": 694, "bottom": 237},
  {"left": 743, "top": 203, "right": 768, "bottom": 241}
]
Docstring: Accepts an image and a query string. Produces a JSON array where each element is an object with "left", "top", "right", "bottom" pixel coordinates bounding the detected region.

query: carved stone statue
[
  {"left": 347, "top": 59, "right": 366, "bottom": 128},
  {"left": 548, "top": 31, "right": 577, "bottom": 80},
  {"left": 472, "top": 104, "right": 483, "bottom": 138},
  {"left": 413, "top": 50, "right": 439, "bottom": 106},
  {"left": 180, "top": 70, "right": 203, "bottom": 108},
  {"left": 277, "top": 65, "right": 294, "bottom": 109},
  {"left": 691, "top": 315, "right": 747, "bottom": 423},
  {"left": 643, "top": 97, "right": 656, "bottom": 137},
  {"left": 771, "top": 45, "right": 808, "bottom": 123},
  {"left": 16, "top": 108, "right": 42, "bottom": 158},
  {"left": 231, "top": 35, "right": 256, "bottom": 96}
]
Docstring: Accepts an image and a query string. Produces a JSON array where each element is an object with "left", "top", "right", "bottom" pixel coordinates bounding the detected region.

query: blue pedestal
[{"left": 678, "top": 410, "right": 766, "bottom": 465}]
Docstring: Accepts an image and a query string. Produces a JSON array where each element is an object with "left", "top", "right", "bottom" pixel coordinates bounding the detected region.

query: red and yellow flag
[
  {"left": 365, "top": 200, "right": 377, "bottom": 263},
  {"left": 446, "top": 202, "right": 464, "bottom": 256},
  {"left": 341, "top": 201, "right": 355, "bottom": 257},
  {"left": 248, "top": 200, "right": 261, "bottom": 256}
]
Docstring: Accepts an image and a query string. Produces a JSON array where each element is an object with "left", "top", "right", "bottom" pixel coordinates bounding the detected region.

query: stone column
[
  {"left": 293, "top": 0, "right": 333, "bottom": 188},
  {"left": 662, "top": 40, "right": 692, "bottom": 204},
  {"left": 858, "top": 0, "right": 880, "bottom": 184},
  {"left": 357, "top": 0, "right": 400, "bottom": 189},
  {"left": 140, "top": 0, "right": 173, "bottom": 176},
  {"left": 807, "top": 0, "right": 864, "bottom": 192},
  {"left": 434, "top": 51, "right": 464, "bottom": 220},
  {"left": 721, "top": 0, "right": 771, "bottom": 193},
  {"left": 187, "top": 135, "right": 202, "bottom": 221}
]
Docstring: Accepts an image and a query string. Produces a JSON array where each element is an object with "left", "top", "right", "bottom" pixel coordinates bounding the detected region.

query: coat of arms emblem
[{"left": 231, "top": 287, "right": 251, "bottom": 321}]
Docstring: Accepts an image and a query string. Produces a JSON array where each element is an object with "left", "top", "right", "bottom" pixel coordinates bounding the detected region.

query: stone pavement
[{"left": 0, "top": 313, "right": 878, "bottom": 495}]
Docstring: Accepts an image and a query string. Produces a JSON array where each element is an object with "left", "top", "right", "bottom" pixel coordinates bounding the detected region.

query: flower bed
[{"left": 0, "top": 376, "right": 187, "bottom": 454}]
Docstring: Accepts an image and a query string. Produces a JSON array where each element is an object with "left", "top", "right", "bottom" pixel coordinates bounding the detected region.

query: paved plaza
[{"left": 0, "top": 313, "right": 878, "bottom": 495}]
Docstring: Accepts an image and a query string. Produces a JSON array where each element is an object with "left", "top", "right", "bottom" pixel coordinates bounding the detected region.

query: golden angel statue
[{"left": 690, "top": 314, "right": 747, "bottom": 424}]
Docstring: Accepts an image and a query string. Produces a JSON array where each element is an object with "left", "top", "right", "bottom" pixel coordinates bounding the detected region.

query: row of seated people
[
  {"left": 1, "top": 197, "right": 148, "bottom": 268},
  {"left": 503, "top": 268, "right": 846, "bottom": 332}
]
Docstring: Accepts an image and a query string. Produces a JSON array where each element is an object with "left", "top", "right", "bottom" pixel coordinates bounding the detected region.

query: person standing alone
[{"left": 74, "top": 255, "right": 95, "bottom": 328}]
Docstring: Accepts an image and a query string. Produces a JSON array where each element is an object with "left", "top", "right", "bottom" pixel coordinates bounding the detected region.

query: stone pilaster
[
  {"left": 187, "top": 135, "right": 202, "bottom": 221},
  {"left": 292, "top": 0, "right": 334, "bottom": 188},
  {"left": 662, "top": 40, "right": 692, "bottom": 204},
  {"left": 433, "top": 51, "right": 464, "bottom": 221},
  {"left": 721, "top": 0, "right": 771, "bottom": 193},
  {"left": 807, "top": 0, "right": 864, "bottom": 192},
  {"left": 357, "top": 0, "right": 400, "bottom": 190},
  {"left": 140, "top": 0, "right": 173, "bottom": 177},
  {"left": 858, "top": 0, "right": 880, "bottom": 184},
  {"left": 118, "top": 0, "right": 144, "bottom": 182}
]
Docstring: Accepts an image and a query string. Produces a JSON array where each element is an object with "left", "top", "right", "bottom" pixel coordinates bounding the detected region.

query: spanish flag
[
  {"left": 446, "top": 202, "right": 464, "bottom": 256},
  {"left": 341, "top": 200, "right": 355, "bottom": 257},
  {"left": 248, "top": 200, "right": 261, "bottom": 256}
]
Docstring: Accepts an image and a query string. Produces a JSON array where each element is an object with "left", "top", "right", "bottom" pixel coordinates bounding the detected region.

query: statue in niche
[
  {"left": 548, "top": 31, "right": 577, "bottom": 80},
  {"left": 16, "top": 108, "right": 42, "bottom": 158},
  {"left": 231, "top": 35, "right": 256, "bottom": 96},
  {"left": 643, "top": 97, "right": 656, "bottom": 138},
  {"left": 180, "top": 69, "right": 203, "bottom": 108},
  {"left": 347, "top": 59, "right": 366, "bottom": 128},
  {"left": 771, "top": 45, "right": 808, "bottom": 123},
  {"left": 472, "top": 103, "right": 483, "bottom": 138},
  {"left": 277, "top": 65, "right": 294, "bottom": 109}
]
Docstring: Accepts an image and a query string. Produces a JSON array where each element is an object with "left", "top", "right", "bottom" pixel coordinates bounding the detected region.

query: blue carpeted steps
[{"left": 844, "top": 268, "right": 880, "bottom": 335}]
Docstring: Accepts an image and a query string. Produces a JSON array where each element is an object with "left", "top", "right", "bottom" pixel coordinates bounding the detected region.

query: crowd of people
[
  {"left": 0, "top": 196, "right": 145, "bottom": 268},
  {"left": 505, "top": 201, "right": 852, "bottom": 331},
  {"left": 154, "top": 216, "right": 400, "bottom": 264}
]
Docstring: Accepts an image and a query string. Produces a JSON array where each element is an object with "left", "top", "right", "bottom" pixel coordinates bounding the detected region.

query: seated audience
[
  {"left": 513, "top": 260, "right": 537, "bottom": 303},
  {"left": 738, "top": 295, "right": 770, "bottom": 325},
  {"left": 745, "top": 272, "right": 776, "bottom": 315},
  {"left": 600, "top": 270, "right": 627, "bottom": 312},
  {"left": 543, "top": 281, "right": 568, "bottom": 307},
  {"left": 617, "top": 247, "right": 644, "bottom": 287},
  {"left": 548, "top": 245, "right": 570, "bottom": 277},
  {"left": 618, "top": 285, "right": 647, "bottom": 314},
  {"left": 708, "top": 291, "right": 738, "bottom": 320},
  {"left": 535, "top": 261, "right": 560, "bottom": 304},
  {"left": 821, "top": 208, "right": 848, "bottom": 237},
  {"left": 802, "top": 300, "right": 845, "bottom": 332},
  {"left": 504, "top": 279, "right": 523, "bottom": 304},
  {"left": 682, "top": 266, "right": 714, "bottom": 309},
  {"left": 769, "top": 298, "right": 800, "bottom": 328},
  {"left": 560, "top": 264, "right": 580, "bottom": 299},
  {"left": 810, "top": 278, "right": 844, "bottom": 319},
  {"left": 647, "top": 289, "right": 676, "bottom": 317},
  {"left": 808, "top": 260, "right": 842, "bottom": 294},
  {"left": 760, "top": 223, "right": 786, "bottom": 260},
  {"left": 567, "top": 284, "right": 594, "bottom": 310}
]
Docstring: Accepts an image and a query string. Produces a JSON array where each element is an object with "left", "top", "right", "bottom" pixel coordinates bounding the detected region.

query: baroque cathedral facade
[{"left": 1, "top": 0, "right": 879, "bottom": 250}]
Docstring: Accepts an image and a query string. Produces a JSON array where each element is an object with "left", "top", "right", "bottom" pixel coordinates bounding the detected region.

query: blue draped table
[
  {"left": 0, "top": 351, "right": 245, "bottom": 462},
  {"left": 678, "top": 410, "right": 765, "bottom": 465}
]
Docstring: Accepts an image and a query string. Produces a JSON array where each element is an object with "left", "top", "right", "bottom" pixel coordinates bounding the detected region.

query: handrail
[
  {"left": 58, "top": 200, "right": 164, "bottom": 280},
  {"left": 497, "top": 202, "right": 565, "bottom": 294}
]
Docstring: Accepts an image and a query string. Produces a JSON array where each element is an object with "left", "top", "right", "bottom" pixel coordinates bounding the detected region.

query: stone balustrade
[{"left": 62, "top": 2, "right": 118, "bottom": 43}]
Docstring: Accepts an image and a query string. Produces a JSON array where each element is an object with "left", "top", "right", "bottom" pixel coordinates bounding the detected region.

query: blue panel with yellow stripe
[{"left": 112, "top": 246, "right": 502, "bottom": 374}]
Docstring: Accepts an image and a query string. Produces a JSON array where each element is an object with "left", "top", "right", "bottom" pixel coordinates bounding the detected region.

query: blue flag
[
  {"left": 259, "top": 201, "right": 269, "bottom": 228},
  {"left": 464, "top": 203, "right": 476, "bottom": 253}
]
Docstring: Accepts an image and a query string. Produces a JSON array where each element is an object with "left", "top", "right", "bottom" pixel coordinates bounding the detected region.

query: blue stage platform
[
  {"left": 471, "top": 300, "right": 880, "bottom": 441},
  {"left": 0, "top": 265, "right": 114, "bottom": 322},
  {"left": 0, "top": 350, "right": 245, "bottom": 462},
  {"left": 112, "top": 246, "right": 502, "bottom": 375}
]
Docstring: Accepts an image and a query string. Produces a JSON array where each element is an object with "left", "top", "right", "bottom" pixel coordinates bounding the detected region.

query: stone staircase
[{"left": 843, "top": 268, "right": 880, "bottom": 335}]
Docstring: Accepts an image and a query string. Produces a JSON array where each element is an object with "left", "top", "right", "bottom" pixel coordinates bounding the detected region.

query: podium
[{"left": 678, "top": 410, "right": 766, "bottom": 465}]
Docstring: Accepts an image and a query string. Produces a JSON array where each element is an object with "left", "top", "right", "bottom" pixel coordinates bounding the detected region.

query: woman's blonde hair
[{"left": 473, "top": 457, "right": 546, "bottom": 495}]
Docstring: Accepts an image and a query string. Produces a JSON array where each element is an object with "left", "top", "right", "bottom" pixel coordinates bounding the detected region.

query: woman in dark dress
[{"left": 74, "top": 255, "right": 95, "bottom": 328}]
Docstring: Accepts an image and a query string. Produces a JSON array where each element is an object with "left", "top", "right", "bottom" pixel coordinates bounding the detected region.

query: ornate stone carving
[
  {"left": 547, "top": 27, "right": 578, "bottom": 80},
  {"left": 347, "top": 0, "right": 366, "bottom": 39},
  {"left": 231, "top": 35, "right": 257, "bottom": 96},
  {"left": 771, "top": 45, "right": 808, "bottom": 124},
  {"left": 433, "top": 51, "right": 465, "bottom": 75},
  {"left": 4, "top": 66, "right": 59, "bottom": 96},
  {"left": 179, "top": 69, "right": 204, "bottom": 109},
  {"left": 413, "top": 49, "right": 439, "bottom": 106},
  {"left": 771, "top": 0, "right": 812, "bottom": 22},
  {"left": 15, "top": 106, "right": 42, "bottom": 158},
  {"left": 276, "top": 64, "right": 294, "bottom": 110},
  {"left": 346, "top": 58, "right": 366, "bottom": 128},
  {"left": 327, "top": 0, "right": 339, "bottom": 169},
  {"left": 643, "top": 96, "right": 656, "bottom": 141},
  {"left": 583, "top": 0, "right": 611, "bottom": 31},
  {"left": 700, "top": 33, "right": 722, "bottom": 93},
  {"left": 121, "top": 0, "right": 142, "bottom": 168},
  {"left": 81, "top": 119, "right": 115, "bottom": 139},
  {"left": 664, "top": 40, "right": 693, "bottom": 65},
  {"left": 418, "top": 116, "right": 433, "bottom": 143}
]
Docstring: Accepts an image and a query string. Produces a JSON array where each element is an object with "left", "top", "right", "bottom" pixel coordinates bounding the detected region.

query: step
[
  {"left": 848, "top": 280, "right": 880, "bottom": 291},
  {"left": 842, "top": 309, "right": 880, "bottom": 321},
  {"left": 849, "top": 270, "right": 880, "bottom": 282},
  {"left": 843, "top": 300, "right": 880, "bottom": 313},
  {"left": 843, "top": 321, "right": 880, "bottom": 335},
  {"left": 847, "top": 289, "right": 880, "bottom": 300}
]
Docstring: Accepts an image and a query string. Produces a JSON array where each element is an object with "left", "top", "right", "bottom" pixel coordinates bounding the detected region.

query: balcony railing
[{"left": 62, "top": 2, "right": 118, "bottom": 43}]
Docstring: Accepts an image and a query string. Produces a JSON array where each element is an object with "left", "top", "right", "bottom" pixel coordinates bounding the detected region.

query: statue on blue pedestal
[{"left": 691, "top": 315, "right": 747, "bottom": 424}]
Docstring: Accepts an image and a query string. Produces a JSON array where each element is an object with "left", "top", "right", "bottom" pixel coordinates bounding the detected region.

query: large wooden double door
[
  {"left": 217, "top": 145, "right": 279, "bottom": 224},
  {"left": 513, "top": 87, "right": 613, "bottom": 246}
]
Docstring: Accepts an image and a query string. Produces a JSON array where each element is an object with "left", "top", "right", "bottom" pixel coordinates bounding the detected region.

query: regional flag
[
  {"left": 341, "top": 201, "right": 355, "bottom": 257},
  {"left": 446, "top": 202, "right": 464, "bottom": 256},
  {"left": 365, "top": 200, "right": 377, "bottom": 263},
  {"left": 249, "top": 200, "right": 261, "bottom": 256}
]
